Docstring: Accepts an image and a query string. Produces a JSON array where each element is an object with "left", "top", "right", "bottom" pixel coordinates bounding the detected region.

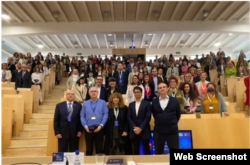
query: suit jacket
[
  {"left": 11, "top": 69, "right": 20, "bottom": 82},
  {"left": 8, "top": 64, "right": 16, "bottom": 73},
  {"left": 53, "top": 101, "right": 83, "bottom": 139},
  {"left": 114, "top": 70, "right": 128, "bottom": 87},
  {"left": 127, "top": 100, "right": 151, "bottom": 140},
  {"left": 152, "top": 96, "right": 181, "bottom": 134},
  {"left": 149, "top": 76, "right": 163, "bottom": 92},
  {"left": 16, "top": 71, "right": 32, "bottom": 89},
  {"left": 86, "top": 86, "right": 108, "bottom": 102},
  {"left": 158, "top": 75, "right": 167, "bottom": 84},
  {"left": 166, "top": 67, "right": 179, "bottom": 79},
  {"left": 217, "top": 65, "right": 227, "bottom": 78}
]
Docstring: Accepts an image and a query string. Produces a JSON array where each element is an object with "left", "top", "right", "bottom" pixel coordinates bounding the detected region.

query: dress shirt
[
  {"left": 153, "top": 76, "right": 158, "bottom": 91},
  {"left": 66, "top": 101, "right": 74, "bottom": 113},
  {"left": 31, "top": 73, "right": 43, "bottom": 83},
  {"left": 159, "top": 95, "right": 169, "bottom": 110},
  {"left": 135, "top": 100, "right": 141, "bottom": 116},
  {"left": 97, "top": 86, "right": 101, "bottom": 98}
]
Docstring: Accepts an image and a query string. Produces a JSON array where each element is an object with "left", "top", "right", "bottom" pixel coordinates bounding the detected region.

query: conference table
[{"left": 2, "top": 155, "right": 169, "bottom": 165}]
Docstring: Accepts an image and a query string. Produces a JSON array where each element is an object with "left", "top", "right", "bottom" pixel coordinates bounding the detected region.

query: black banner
[{"left": 170, "top": 149, "right": 250, "bottom": 164}]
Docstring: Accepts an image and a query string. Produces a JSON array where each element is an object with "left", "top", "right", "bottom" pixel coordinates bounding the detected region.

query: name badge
[
  {"left": 91, "top": 115, "right": 96, "bottom": 120},
  {"left": 67, "top": 116, "right": 71, "bottom": 122},
  {"left": 119, "top": 79, "right": 123, "bottom": 83},
  {"left": 209, "top": 105, "right": 213, "bottom": 110},
  {"left": 114, "top": 120, "right": 119, "bottom": 127},
  {"left": 146, "top": 95, "right": 150, "bottom": 99}
]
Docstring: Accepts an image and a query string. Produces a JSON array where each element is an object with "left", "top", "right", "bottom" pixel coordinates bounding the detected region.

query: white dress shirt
[
  {"left": 159, "top": 95, "right": 169, "bottom": 110},
  {"left": 135, "top": 101, "right": 141, "bottom": 116},
  {"left": 97, "top": 86, "right": 101, "bottom": 98}
]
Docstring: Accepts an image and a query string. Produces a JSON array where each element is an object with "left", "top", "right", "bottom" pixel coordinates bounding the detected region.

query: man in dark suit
[
  {"left": 7, "top": 57, "right": 16, "bottom": 73},
  {"left": 11, "top": 63, "right": 21, "bottom": 82},
  {"left": 114, "top": 62, "right": 128, "bottom": 94},
  {"left": 16, "top": 64, "right": 32, "bottom": 89},
  {"left": 152, "top": 82, "right": 181, "bottom": 154},
  {"left": 53, "top": 89, "right": 83, "bottom": 152},
  {"left": 149, "top": 68, "right": 163, "bottom": 96},
  {"left": 158, "top": 68, "right": 167, "bottom": 84},
  {"left": 86, "top": 75, "right": 108, "bottom": 102},
  {"left": 86, "top": 60, "right": 95, "bottom": 75},
  {"left": 127, "top": 86, "right": 151, "bottom": 155}
]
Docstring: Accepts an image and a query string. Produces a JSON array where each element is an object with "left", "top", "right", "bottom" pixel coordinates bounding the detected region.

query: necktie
[
  {"left": 68, "top": 102, "right": 73, "bottom": 118},
  {"left": 22, "top": 72, "right": 25, "bottom": 78}
]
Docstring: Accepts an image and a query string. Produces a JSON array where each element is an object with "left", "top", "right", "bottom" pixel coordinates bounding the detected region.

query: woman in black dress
[
  {"left": 107, "top": 77, "right": 122, "bottom": 99},
  {"left": 104, "top": 93, "right": 132, "bottom": 155}
]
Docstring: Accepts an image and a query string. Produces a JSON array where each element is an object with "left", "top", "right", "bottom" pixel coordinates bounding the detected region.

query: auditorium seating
[{"left": 2, "top": 62, "right": 249, "bottom": 157}]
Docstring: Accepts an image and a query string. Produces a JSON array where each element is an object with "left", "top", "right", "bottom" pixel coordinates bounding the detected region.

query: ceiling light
[
  {"left": 37, "top": 43, "right": 44, "bottom": 48},
  {"left": 103, "top": 11, "right": 110, "bottom": 18},
  {"left": 203, "top": 10, "right": 210, "bottom": 18},
  {"left": 53, "top": 11, "right": 60, "bottom": 18},
  {"left": 148, "top": 34, "right": 153, "bottom": 36},
  {"left": 153, "top": 11, "right": 160, "bottom": 18},
  {"left": 107, "top": 34, "right": 113, "bottom": 36},
  {"left": 180, "top": 41, "right": 185, "bottom": 46},
  {"left": 2, "top": 14, "right": 10, "bottom": 20},
  {"left": 214, "top": 42, "right": 221, "bottom": 47},
  {"left": 109, "top": 42, "right": 114, "bottom": 47},
  {"left": 73, "top": 42, "right": 78, "bottom": 47},
  {"left": 229, "top": 33, "right": 233, "bottom": 36},
  {"left": 145, "top": 42, "right": 149, "bottom": 46}
]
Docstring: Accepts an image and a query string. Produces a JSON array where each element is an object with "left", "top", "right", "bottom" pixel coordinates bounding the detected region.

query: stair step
[
  {"left": 37, "top": 110, "right": 55, "bottom": 114},
  {"left": 5, "top": 146, "right": 46, "bottom": 156},
  {"left": 43, "top": 98, "right": 61, "bottom": 102},
  {"left": 12, "top": 137, "right": 47, "bottom": 140},
  {"left": 23, "top": 124, "right": 48, "bottom": 131},
  {"left": 10, "top": 138, "right": 47, "bottom": 146},
  {"left": 32, "top": 113, "right": 53, "bottom": 118},
  {"left": 38, "top": 105, "right": 56, "bottom": 110},
  {"left": 30, "top": 118, "right": 52, "bottom": 124},
  {"left": 20, "top": 130, "right": 48, "bottom": 138},
  {"left": 41, "top": 102, "right": 58, "bottom": 105}
]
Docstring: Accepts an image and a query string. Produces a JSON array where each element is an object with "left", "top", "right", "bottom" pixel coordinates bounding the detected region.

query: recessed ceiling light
[
  {"left": 229, "top": 33, "right": 233, "bottom": 36},
  {"left": 2, "top": 14, "right": 10, "bottom": 20},
  {"left": 214, "top": 42, "right": 221, "bottom": 47},
  {"left": 37, "top": 43, "right": 44, "bottom": 48},
  {"left": 107, "top": 34, "right": 113, "bottom": 36},
  {"left": 109, "top": 42, "right": 114, "bottom": 47},
  {"left": 148, "top": 34, "right": 153, "bottom": 36}
]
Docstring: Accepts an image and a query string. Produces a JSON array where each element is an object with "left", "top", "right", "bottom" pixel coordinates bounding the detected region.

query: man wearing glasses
[
  {"left": 86, "top": 75, "right": 108, "bottom": 102},
  {"left": 81, "top": 86, "right": 109, "bottom": 155},
  {"left": 127, "top": 86, "right": 151, "bottom": 155}
]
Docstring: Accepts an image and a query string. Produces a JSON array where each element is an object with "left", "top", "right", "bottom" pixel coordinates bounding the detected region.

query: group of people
[{"left": 2, "top": 49, "right": 250, "bottom": 156}]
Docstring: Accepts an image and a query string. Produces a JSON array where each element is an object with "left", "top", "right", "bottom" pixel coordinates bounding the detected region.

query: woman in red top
[{"left": 181, "top": 61, "right": 189, "bottom": 75}]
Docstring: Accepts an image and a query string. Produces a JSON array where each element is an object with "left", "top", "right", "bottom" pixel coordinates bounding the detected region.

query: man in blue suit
[
  {"left": 128, "top": 86, "right": 151, "bottom": 155},
  {"left": 53, "top": 90, "right": 83, "bottom": 152},
  {"left": 152, "top": 82, "right": 181, "bottom": 154}
]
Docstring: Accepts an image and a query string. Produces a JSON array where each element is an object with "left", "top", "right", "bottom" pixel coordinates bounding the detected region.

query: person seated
[{"left": 200, "top": 83, "right": 229, "bottom": 116}]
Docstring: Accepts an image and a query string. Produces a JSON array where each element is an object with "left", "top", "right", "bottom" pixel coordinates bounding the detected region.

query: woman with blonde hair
[
  {"left": 2, "top": 63, "right": 12, "bottom": 83},
  {"left": 104, "top": 93, "right": 132, "bottom": 155}
]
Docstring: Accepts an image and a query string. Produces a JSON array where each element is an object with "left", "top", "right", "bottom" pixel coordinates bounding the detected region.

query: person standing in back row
[
  {"left": 53, "top": 90, "right": 83, "bottom": 152},
  {"left": 152, "top": 82, "right": 181, "bottom": 154}
]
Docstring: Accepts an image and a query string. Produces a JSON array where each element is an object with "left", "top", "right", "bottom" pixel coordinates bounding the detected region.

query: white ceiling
[{"left": 1, "top": 1, "right": 250, "bottom": 55}]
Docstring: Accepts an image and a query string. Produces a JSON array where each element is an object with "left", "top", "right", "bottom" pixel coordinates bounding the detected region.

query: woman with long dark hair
[
  {"left": 104, "top": 93, "right": 132, "bottom": 155},
  {"left": 180, "top": 82, "right": 198, "bottom": 113},
  {"left": 72, "top": 77, "right": 87, "bottom": 104}
]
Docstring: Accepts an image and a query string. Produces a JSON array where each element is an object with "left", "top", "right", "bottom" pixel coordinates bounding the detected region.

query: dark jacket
[
  {"left": 127, "top": 100, "right": 151, "bottom": 140},
  {"left": 151, "top": 96, "right": 181, "bottom": 134},
  {"left": 86, "top": 86, "right": 108, "bottom": 102},
  {"left": 16, "top": 71, "right": 32, "bottom": 89},
  {"left": 53, "top": 101, "right": 83, "bottom": 139}
]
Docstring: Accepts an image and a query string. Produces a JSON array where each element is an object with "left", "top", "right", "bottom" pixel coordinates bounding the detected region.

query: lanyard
[
  {"left": 207, "top": 94, "right": 215, "bottom": 103},
  {"left": 119, "top": 71, "right": 123, "bottom": 79},
  {"left": 91, "top": 99, "right": 98, "bottom": 113},
  {"left": 114, "top": 108, "right": 119, "bottom": 120}
]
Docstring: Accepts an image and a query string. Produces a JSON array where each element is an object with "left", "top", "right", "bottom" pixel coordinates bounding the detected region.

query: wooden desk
[
  {"left": 236, "top": 79, "right": 247, "bottom": 111},
  {"left": 226, "top": 77, "right": 238, "bottom": 102},
  {"left": 2, "top": 107, "right": 13, "bottom": 154}
]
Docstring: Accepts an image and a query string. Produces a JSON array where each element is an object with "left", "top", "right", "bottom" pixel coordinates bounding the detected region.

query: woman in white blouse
[
  {"left": 2, "top": 63, "right": 12, "bottom": 83},
  {"left": 72, "top": 77, "right": 87, "bottom": 104},
  {"left": 31, "top": 66, "right": 44, "bottom": 103},
  {"left": 126, "top": 75, "right": 144, "bottom": 103},
  {"left": 43, "top": 62, "right": 50, "bottom": 76}
]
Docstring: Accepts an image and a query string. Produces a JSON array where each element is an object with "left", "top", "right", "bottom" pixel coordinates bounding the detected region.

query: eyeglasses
[
  {"left": 90, "top": 91, "right": 97, "bottom": 93},
  {"left": 97, "top": 79, "right": 103, "bottom": 81}
]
